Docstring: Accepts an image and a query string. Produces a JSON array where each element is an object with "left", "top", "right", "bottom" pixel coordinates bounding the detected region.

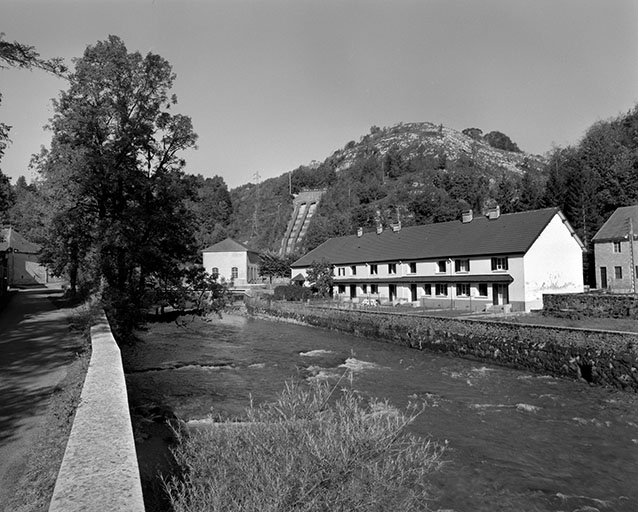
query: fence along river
[{"left": 125, "top": 314, "right": 638, "bottom": 512}]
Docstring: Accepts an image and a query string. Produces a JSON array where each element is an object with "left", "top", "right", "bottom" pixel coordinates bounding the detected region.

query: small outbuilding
[
  {"left": 0, "top": 227, "right": 48, "bottom": 287},
  {"left": 202, "top": 238, "right": 261, "bottom": 286}
]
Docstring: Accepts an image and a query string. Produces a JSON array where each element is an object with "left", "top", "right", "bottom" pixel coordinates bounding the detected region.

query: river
[{"left": 123, "top": 314, "right": 638, "bottom": 512}]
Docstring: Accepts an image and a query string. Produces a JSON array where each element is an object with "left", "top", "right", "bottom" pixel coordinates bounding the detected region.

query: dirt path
[{"left": 0, "top": 287, "right": 86, "bottom": 511}]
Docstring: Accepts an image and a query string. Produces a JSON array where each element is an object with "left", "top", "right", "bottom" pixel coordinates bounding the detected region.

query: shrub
[
  {"left": 165, "top": 380, "right": 445, "bottom": 512},
  {"left": 273, "top": 285, "right": 313, "bottom": 302}
]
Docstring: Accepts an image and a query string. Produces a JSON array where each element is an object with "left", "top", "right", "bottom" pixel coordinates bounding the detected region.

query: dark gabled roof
[
  {"left": 0, "top": 227, "right": 40, "bottom": 253},
  {"left": 592, "top": 205, "right": 638, "bottom": 242},
  {"left": 202, "top": 238, "right": 256, "bottom": 254},
  {"left": 292, "top": 208, "right": 566, "bottom": 267}
]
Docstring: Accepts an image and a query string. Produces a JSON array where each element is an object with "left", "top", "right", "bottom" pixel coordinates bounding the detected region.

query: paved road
[{"left": 0, "top": 287, "right": 81, "bottom": 510}]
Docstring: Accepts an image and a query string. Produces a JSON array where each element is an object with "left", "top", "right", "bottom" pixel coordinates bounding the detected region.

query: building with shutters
[
  {"left": 291, "top": 207, "right": 585, "bottom": 312},
  {"left": 592, "top": 205, "right": 638, "bottom": 293}
]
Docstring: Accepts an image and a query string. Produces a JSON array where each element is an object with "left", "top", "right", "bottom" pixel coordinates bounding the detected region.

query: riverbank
[{"left": 245, "top": 298, "right": 638, "bottom": 391}]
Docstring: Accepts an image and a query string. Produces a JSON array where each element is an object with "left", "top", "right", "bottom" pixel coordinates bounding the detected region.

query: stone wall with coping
[
  {"left": 543, "top": 293, "right": 638, "bottom": 319},
  {"left": 49, "top": 312, "right": 145, "bottom": 512},
  {"left": 246, "top": 298, "right": 638, "bottom": 391}
]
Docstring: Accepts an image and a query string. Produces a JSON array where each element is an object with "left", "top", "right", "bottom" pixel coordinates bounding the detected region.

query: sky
[{"left": 1, "top": 0, "right": 637, "bottom": 189}]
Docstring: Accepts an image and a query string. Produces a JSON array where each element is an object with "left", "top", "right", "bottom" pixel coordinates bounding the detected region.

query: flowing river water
[{"left": 124, "top": 314, "right": 638, "bottom": 512}]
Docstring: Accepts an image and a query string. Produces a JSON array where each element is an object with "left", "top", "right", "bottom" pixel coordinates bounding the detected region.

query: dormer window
[
  {"left": 437, "top": 260, "right": 447, "bottom": 273},
  {"left": 351, "top": 265, "right": 357, "bottom": 275},
  {"left": 408, "top": 262, "right": 417, "bottom": 273},
  {"left": 388, "top": 263, "right": 397, "bottom": 275}
]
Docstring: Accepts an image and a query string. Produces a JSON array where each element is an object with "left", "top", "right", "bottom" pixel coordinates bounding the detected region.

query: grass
[{"left": 164, "top": 378, "right": 445, "bottom": 512}]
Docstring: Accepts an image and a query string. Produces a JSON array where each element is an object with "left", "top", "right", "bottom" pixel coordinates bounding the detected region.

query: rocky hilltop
[{"left": 324, "top": 122, "right": 545, "bottom": 176}]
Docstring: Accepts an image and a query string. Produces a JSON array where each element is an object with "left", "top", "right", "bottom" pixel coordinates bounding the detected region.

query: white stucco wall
[
  {"left": 523, "top": 213, "right": 584, "bottom": 311},
  {"left": 203, "top": 251, "right": 248, "bottom": 284}
]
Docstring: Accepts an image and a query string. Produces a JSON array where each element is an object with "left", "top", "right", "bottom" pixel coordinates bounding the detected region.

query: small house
[
  {"left": 591, "top": 205, "right": 638, "bottom": 292},
  {"left": 202, "top": 238, "right": 261, "bottom": 286}
]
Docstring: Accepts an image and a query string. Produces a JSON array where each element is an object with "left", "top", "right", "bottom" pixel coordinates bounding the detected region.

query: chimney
[
  {"left": 357, "top": 227, "right": 363, "bottom": 237},
  {"left": 486, "top": 205, "right": 501, "bottom": 220},
  {"left": 461, "top": 209, "right": 473, "bottom": 223}
]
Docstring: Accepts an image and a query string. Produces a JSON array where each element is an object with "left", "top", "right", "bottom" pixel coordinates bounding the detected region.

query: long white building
[{"left": 291, "top": 207, "right": 585, "bottom": 312}]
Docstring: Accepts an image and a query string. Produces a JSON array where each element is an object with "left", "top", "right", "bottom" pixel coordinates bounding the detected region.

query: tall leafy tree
[{"left": 40, "top": 36, "right": 202, "bottom": 335}]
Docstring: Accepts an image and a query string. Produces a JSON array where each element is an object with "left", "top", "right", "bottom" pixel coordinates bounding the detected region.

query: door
[
  {"left": 492, "top": 284, "right": 509, "bottom": 305},
  {"left": 389, "top": 284, "right": 397, "bottom": 302},
  {"left": 410, "top": 283, "right": 417, "bottom": 302},
  {"left": 350, "top": 285, "right": 356, "bottom": 299},
  {"left": 600, "top": 267, "right": 607, "bottom": 289}
]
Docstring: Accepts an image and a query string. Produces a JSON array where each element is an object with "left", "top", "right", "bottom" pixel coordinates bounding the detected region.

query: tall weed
[{"left": 165, "top": 380, "right": 444, "bottom": 512}]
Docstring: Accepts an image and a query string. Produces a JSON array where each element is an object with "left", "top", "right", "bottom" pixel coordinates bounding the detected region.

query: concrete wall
[
  {"left": 49, "top": 312, "right": 144, "bottom": 512},
  {"left": 247, "top": 298, "right": 638, "bottom": 391}
]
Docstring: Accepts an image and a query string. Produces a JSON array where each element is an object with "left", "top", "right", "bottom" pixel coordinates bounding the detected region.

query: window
[
  {"left": 491, "top": 257, "right": 508, "bottom": 271},
  {"left": 409, "top": 262, "right": 417, "bottom": 274},
  {"left": 351, "top": 265, "right": 357, "bottom": 275},
  {"left": 389, "top": 263, "right": 397, "bottom": 274},
  {"left": 455, "top": 259, "right": 470, "bottom": 272},
  {"left": 437, "top": 260, "right": 447, "bottom": 273},
  {"left": 435, "top": 283, "right": 448, "bottom": 296},
  {"left": 370, "top": 284, "right": 378, "bottom": 294},
  {"left": 613, "top": 241, "right": 622, "bottom": 253},
  {"left": 370, "top": 264, "right": 378, "bottom": 275},
  {"left": 211, "top": 267, "right": 219, "bottom": 277},
  {"left": 231, "top": 267, "right": 238, "bottom": 279},
  {"left": 615, "top": 266, "right": 623, "bottom": 279},
  {"left": 338, "top": 284, "right": 346, "bottom": 294},
  {"left": 423, "top": 284, "right": 432, "bottom": 295},
  {"left": 456, "top": 283, "right": 470, "bottom": 296},
  {"left": 338, "top": 267, "right": 346, "bottom": 276},
  {"left": 362, "top": 284, "right": 367, "bottom": 294},
  {"left": 478, "top": 283, "right": 488, "bottom": 297}
]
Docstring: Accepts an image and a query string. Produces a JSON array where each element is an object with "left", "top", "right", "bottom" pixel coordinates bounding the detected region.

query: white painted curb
[{"left": 49, "top": 312, "right": 145, "bottom": 512}]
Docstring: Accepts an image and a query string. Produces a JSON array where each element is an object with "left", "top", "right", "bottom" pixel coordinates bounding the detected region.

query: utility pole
[{"left": 629, "top": 216, "right": 636, "bottom": 294}]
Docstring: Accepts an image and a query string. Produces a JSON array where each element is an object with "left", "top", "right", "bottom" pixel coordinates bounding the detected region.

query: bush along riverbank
[
  {"left": 165, "top": 380, "right": 445, "bottom": 512},
  {"left": 245, "top": 298, "right": 638, "bottom": 391}
]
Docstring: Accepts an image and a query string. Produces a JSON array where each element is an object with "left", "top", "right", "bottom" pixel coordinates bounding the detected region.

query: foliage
[
  {"left": 0, "top": 33, "right": 66, "bottom": 223},
  {"left": 38, "top": 36, "right": 201, "bottom": 339},
  {"left": 259, "top": 251, "right": 295, "bottom": 281},
  {"left": 184, "top": 174, "right": 233, "bottom": 249},
  {"left": 305, "top": 259, "right": 334, "bottom": 297},
  {"left": 273, "top": 284, "right": 313, "bottom": 301},
  {"left": 483, "top": 130, "right": 521, "bottom": 152},
  {"left": 0, "top": 32, "right": 67, "bottom": 75},
  {"left": 165, "top": 379, "right": 444, "bottom": 512}
]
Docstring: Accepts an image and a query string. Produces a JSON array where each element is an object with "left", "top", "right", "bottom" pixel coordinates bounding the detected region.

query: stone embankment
[
  {"left": 49, "top": 312, "right": 144, "bottom": 512},
  {"left": 246, "top": 298, "right": 638, "bottom": 391}
]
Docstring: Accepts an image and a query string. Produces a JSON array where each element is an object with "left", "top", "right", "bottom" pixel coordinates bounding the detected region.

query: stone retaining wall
[
  {"left": 49, "top": 312, "right": 145, "bottom": 512},
  {"left": 246, "top": 298, "right": 638, "bottom": 391},
  {"left": 543, "top": 293, "right": 638, "bottom": 319}
]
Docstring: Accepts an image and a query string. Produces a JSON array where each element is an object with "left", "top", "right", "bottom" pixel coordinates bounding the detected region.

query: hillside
[
  {"left": 228, "top": 122, "right": 548, "bottom": 254},
  {"left": 326, "top": 122, "right": 545, "bottom": 177}
]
